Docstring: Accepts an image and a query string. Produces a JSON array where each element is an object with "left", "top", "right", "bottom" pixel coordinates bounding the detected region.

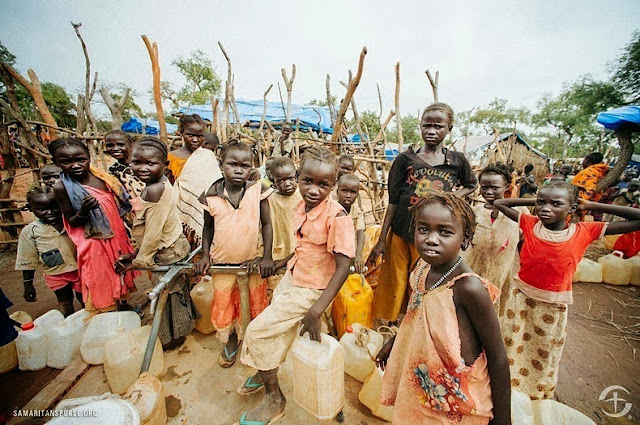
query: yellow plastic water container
[
  {"left": 598, "top": 251, "right": 631, "bottom": 285},
  {"left": 358, "top": 367, "right": 393, "bottom": 421},
  {"left": 626, "top": 255, "right": 640, "bottom": 286},
  {"left": 0, "top": 340, "right": 18, "bottom": 374},
  {"left": 291, "top": 333, "right": 344, "bottom": 421},
  {"left": 339, "top": 322, "right": 384, "bottom": 382},
  {"left": 48, "top": 309, "right": 90, "bottom": 369},
  {"left": 81, "top": 311, "right": 141, "bottom": 365},
  {"left": 190, "top": 275, "right": 214, "bottom": 335},
  {"left": 104, "top": 325, "right": 164, "bottom": 394},
  {"left": 572, "top": 258, "right": 603, "bottom": 283},
  {"left": 332, "top": 274, "right": 374, "bottom": 339},
  {"left": 9, "top": 311, "right": 32, "bottom": 327},
  {"left": 124, "top": 372, "right": 167, "bottom": 425}
]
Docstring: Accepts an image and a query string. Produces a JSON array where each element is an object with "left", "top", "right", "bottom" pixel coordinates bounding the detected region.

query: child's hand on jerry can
[
  {"left": 375, "top": 337, "right": 395, "bottom": 371},
  {"left": 299, "top": 308, "right": 322, "bottom": 342},
  {"left": 193, "top": 257, "right": 211, "bottom": 275}
]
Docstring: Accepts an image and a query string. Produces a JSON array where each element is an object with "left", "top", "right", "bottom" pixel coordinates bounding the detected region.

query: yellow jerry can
[{"left": 332, "top": 274, "right": 374, "bottom": 339}]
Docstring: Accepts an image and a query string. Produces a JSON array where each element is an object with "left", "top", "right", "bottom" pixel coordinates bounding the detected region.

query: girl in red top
[{"left": 494, "top": 181, "right": 640, "bottom": 400}]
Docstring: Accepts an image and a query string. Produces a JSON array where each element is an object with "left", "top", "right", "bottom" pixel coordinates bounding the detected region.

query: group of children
[{"left": 14, "top": 104, "right": 640, "bottom": 425}]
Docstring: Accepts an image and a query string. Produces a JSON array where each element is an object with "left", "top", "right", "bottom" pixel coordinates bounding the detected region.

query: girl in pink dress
[
  {"left": 376, "top": 192, "right": 510, "bottom": 425},
  {"left": 50, "top": 138, "right": 138, "bottom": 313}
]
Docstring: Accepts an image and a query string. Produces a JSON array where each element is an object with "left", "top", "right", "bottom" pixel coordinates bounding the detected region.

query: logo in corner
[{"left": 599, "top": 385, "right": 632, "bottom": 418}]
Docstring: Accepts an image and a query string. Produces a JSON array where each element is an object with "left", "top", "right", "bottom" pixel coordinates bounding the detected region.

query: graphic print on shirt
[{"left": 406, "top": 165, "right": 455, "bottom": 205}]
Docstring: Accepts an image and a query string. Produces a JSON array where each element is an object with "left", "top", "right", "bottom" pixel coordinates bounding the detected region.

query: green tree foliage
[
  {"left": 532, "top": 76, "right": 624, "bottom": 156},
  {"left": 308, "top": 96, "right": 337, "bottom": 107},
  {"left": 469, "top": 98, "right": 531, "bottom": 134},
  {"left": 14, "top": 82, "right": 76, "bottom": 128},
  {"left": 610, "top": 30, "right": 640, "bottom": 104},
  {"left": 171, "top": 50, "right": 222, "bottom": 106}
]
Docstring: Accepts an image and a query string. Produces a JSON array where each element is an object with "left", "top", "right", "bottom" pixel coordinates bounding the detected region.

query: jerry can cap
[
  {"left": 22, "top": 322, "right": 35, "bottom": 331},
  {"left": 346, "top": 325, "right": 354, "bottom": 333}
]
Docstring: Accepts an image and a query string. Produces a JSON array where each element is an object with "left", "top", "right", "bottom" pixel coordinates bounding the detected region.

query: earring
[{"left": 461, "top": 241, "right": 470, "bottom": 251}]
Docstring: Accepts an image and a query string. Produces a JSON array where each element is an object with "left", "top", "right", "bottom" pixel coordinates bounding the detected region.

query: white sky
[{"left": 0, "top": 0, "right": 638, "bottom": 122}]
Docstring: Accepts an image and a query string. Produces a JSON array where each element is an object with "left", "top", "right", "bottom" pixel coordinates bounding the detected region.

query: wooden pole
[
  {"left": 377, "top": 83, "right": 383, "bottom": 123},
  {"left": 2, "top": 65, "right": 58, "bottom": 138},
  {"left": 142, "top": 35, "right": 167, "bottom": 143},
  {"left": 218, "top": 41, "right": 232, "bottom": 143},
  {"left": 394, "top": 62, "right": 403, "bottom": 152},
  {"left": 326, "top": 75, "right": 336, "bottom": 129},
  {"left": 209, "top": 95, "right": 220, "bottom": 135},
  {"left": 425, "top": 69, "right": 439, "bottom": 102},
  {"left": 281, "top": 65, "right": 296, "bottom": 123},
  {"left": 71, "top": 22, "right": 98, "bottom": 134},
  {"left": 331, "top": 47, "right": 367, "bottom": 150}
]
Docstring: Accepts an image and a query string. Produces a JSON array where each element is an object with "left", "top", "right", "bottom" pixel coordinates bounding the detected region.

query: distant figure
[
  {"left": 40, "top": 164, "right": 62, "bottom": 188},
  {"left": 337, "top": 154, "right": 356, "bottom": 179},
  {"left": 336, "top": 173, "right": 366, "bottom": 273},
  {"left": 167, "top": 114, "right": 207, "bottom": 182},
  {"left": 202, "top": 132, "right": 220, "bottom": 153},
  {"left": 519, "top": 163, "right": 538, "bottom": 197},
  {"left": 104, "top": 129, "right": 145, "bottom": 200},
  {"left": 617, "top": 168, "right": 638, "bottom": 190},
  {"left": 271, "top": 123, "right": 293, "bottom": 158},
  {"left": 572, "top": 152, "right": 609, "bottom": 202}
]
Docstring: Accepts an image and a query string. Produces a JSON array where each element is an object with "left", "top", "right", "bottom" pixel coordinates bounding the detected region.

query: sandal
[
  {"left": 237, "top": 375, "right": 265, "bottom": 395},
  {"left": 218, "top": 343, "right": 240, "bottom": 368},
  {"left": 237, "top": 410, "right": 285, "bottom": 425}
]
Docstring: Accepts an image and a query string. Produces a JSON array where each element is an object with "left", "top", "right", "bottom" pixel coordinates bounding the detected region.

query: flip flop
[
  {"left": 237, "top": 375, "right": 265, "bottom": 395},
  {"left": 237, "top": 410, "right": 285, "bottom": 425},
  {"left": 218, "top": 344, "right": 239, "bottom": 368}
]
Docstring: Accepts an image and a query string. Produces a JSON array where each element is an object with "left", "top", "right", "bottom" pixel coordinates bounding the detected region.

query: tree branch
[
  {"left": 281, "top": 64, "right": 296, "bottom": 123},
  {"left": 142, "top": 35, "right": 167, "bottom": 142},
  {"left": 395, "top": 62, "right": 403, "bottom": 151},
  {"left": 425, "top": 69, "right": 439, "bottom": 102},
  {"left": 331, "top": 47, "right": 367, "bottom": 148}
]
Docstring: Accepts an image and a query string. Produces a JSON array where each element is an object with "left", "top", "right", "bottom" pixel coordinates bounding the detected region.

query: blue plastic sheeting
[
  {"left": 597, "top": 105, "right": 640, "bottom": 130},
  {"left": 121, "top": 117, "right": 178, "bottom": 135},
  {"left": 178, "top": 99, "right": 334, "bottom": 134}
]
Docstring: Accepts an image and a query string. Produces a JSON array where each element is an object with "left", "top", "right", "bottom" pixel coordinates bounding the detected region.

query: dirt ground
[{"left": 0, "top": 241, "right": 638, "bottom": 424}]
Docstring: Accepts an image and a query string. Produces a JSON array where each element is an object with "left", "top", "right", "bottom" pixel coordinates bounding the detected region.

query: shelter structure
[{"left": 452, "top": 133, "right": 550, "bottom": 180}]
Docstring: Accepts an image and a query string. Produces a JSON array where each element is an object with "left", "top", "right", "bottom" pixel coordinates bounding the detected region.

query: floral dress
[{"left": 380, "top": 259, "right": 499, "bottom": 424}]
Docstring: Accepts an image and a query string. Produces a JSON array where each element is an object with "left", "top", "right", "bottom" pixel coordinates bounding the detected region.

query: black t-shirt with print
[{"left": 388, "top": 146, "right": 477, "bottom": 242}]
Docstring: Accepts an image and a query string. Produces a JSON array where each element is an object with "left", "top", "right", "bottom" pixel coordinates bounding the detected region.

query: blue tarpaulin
[
  {"left": 597, "top": 105, "right": 640, "bottom": 130},
  {"left": 178, "top": 99, "right": 334, "bottom": 134},
  {"left": 121, "top": 117, "right": 178, "bottom": 135}
]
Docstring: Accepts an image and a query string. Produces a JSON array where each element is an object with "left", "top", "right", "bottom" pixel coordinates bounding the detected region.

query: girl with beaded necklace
[{"left": 376, "top": 192, "right": 510, "bottom": 425}]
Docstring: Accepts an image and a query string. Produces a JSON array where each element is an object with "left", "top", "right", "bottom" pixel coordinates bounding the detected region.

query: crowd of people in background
[{"left": 10, "top": 103, "right": 640, "bottom": 424}]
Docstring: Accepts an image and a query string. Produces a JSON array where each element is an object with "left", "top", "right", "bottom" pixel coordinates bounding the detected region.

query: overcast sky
[{"left": 1, "top": 0, "right": 638, "bottom": 122}]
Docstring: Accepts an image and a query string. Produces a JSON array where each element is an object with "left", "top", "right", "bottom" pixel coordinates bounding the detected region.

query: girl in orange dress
[
  {"left": 377, "top": 193, "right": 510, "bottom": 425},
  {"left": 50, "top": 138, "right": 138, "bottom": 313}
]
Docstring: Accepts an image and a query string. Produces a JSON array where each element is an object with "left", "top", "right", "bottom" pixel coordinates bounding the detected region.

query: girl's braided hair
[
  {"left": 479, "top": 162, "right": 514, "bottom": 185},
  {"left": 410, "top": 191, "right": 477, "bottom": 246},
  {"left": 48, "top": 137, "right": 90, "bottom": 160},
  {"left": 220, "top": 138, "right": 256, "bottom": 162},
  {"left": 300, "top": 146, "right": 338, "bottom": 178},
  {"left": 134, "top": 136, "right": 168, "bottom": 161},
  {"left": 421, "top": 102, "right": 455, "bottom": 128},
  {"left": 105, "top": 129, "right": 134, "bottom": 144}
]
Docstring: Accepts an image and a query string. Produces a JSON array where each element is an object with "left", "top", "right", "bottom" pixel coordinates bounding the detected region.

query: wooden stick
[
  {"left": 2, "top": 65, "right": 58, "bottom": 138},
  {"left": 210, "top": 95, "right": 220, "bottom": 135},
  {"left": 281, "top": 65, "right": 296, "bottom": 123},
  {"left": 71, "top": 22, "right": 98, "bottom": 133},
  {"left": 373, "top": 110, "right": 396, "bottom": 143},
  {"left": 326, "top": 74, "right": 336, "bottom": 128},
  {"left": 99, "top": 87, "right": 130, "bottom": 129},
  {"left": 258, "top": 84, "right": 273, "bottom": 139},
  {"left": 377, "top": 83, "right": 383, "bottom": 123},
  {"left": 394, "top": 62, "right": 404, "bottom": 152},
  {"left": 230, "top": 74, "right": 241, "bottom": 135},
  {"left": 425, "top": 69, "right": 439, "bottom": 102},
  {"left": 331, "top": 47, "right": 367, "bottom": 149},
  {"left": 142, "top": 35, "right": 167, "bottom": 142},
  {"left": 218, "top": 41, "right": 232, "bottom": 143}
]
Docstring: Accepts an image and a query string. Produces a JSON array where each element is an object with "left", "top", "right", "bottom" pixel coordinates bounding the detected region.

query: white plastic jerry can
[
  {"left": 81, "top": 311, "right": 141, "bottom": 365},
  {"left": 572, "top": 258, "right": 603, "bottom": 283},
  {"left": 358, "top": 366, "right": 393, "bottom": 421},
  {"left": 291, "top": 333, "right": 344, "bottom": 421},
  {"left": 339, "top": 322, "right": 384, "bottom": 382},
  {"left": 626, "top": 255, "right": 640, "bottom": 286},
  {"left": 124, "top": 372, "right": 168, "bottom": 425},
  {"left": 48, "top": 309, "right": 90, "bottom": 369},
  {"left": 16, "top": 322, "right": 48, "bottom": 371},
  {"left": 598, "top": 251, "right": 631, "bottom": 285}
]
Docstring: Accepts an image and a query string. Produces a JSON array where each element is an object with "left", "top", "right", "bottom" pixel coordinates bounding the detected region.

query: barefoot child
[
  {"left": 115, "top": 137, "right": 196, "bottom": 348},
  {"left": 16, "top": 187, "right": 84, "bottom": 316},
  {"left": 40, "top": 164, "right": 61, "bottom": 188},
  {"left": 377, "top": 192, "right": 510, "bottom": 425},
  {"left": 265, "top": 157, "right": 302, "bottom": 295},
  {"left": 461, "top": 163, "right": 528, "bottom": 314},
  {"left": 369, "top": 102, "right": 477, "bottom": 323},
  {"left": 236, "top": 146, "right": 355, "bottom": 424},
  {"left": 50, "top": 137, "right": 138, "bottom": 313},
  {"left": 494, "top": 181, "right": 640, "bottom": 399},
  {"left": 104, "top": 130, "right": 144, "bottom": 200},
  {"left": 337, "top": 173, "right": 366, "bottom": 273},
  {"left": 194, "top": 140, "right": 274, "bottom": 367}
]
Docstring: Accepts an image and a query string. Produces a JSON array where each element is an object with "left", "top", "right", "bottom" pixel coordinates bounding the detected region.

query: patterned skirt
[{"left": 500, "top": 287, "right": 568, "bottom": 400}]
